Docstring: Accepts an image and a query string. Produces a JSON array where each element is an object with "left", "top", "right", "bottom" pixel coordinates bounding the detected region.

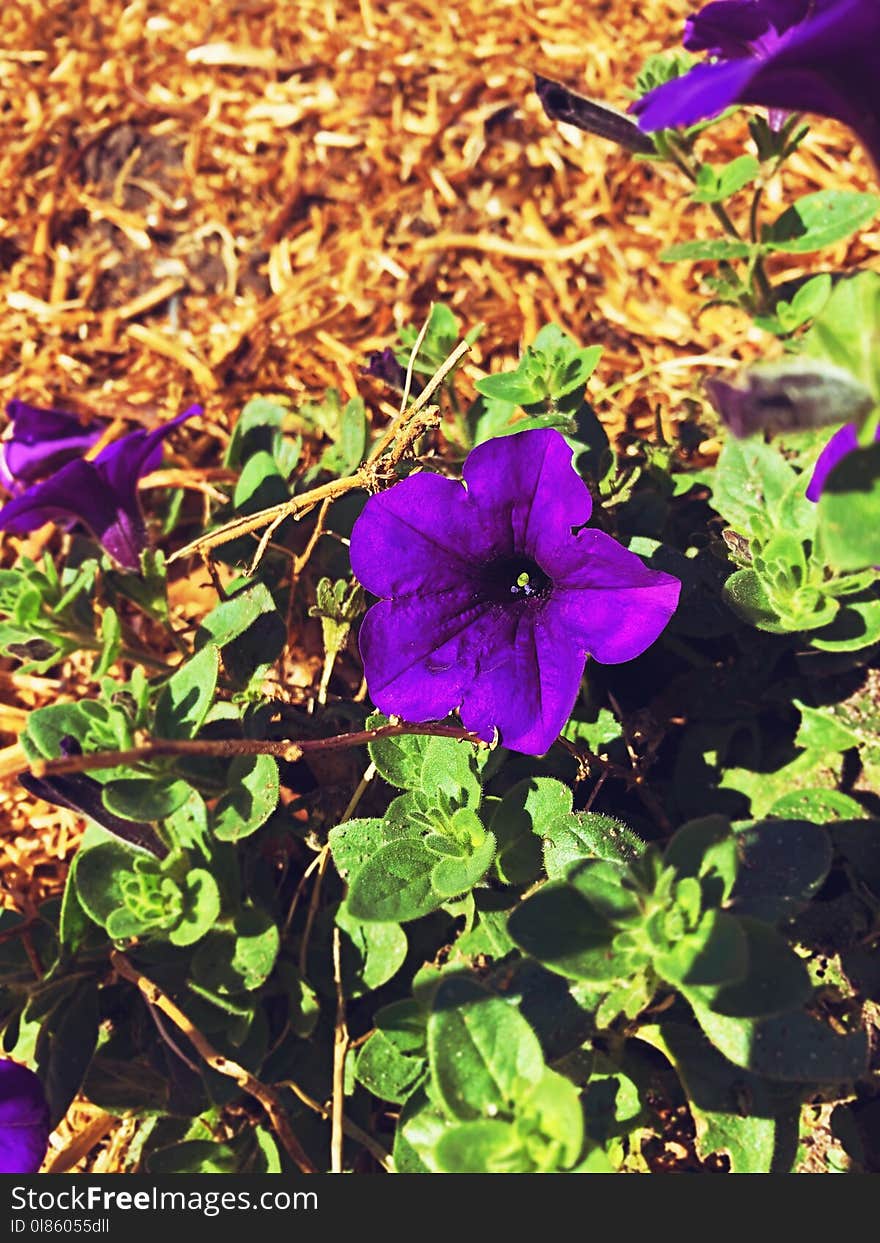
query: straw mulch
[{"left": 0, "top": 0, "right": 877, "bottom": 1173}]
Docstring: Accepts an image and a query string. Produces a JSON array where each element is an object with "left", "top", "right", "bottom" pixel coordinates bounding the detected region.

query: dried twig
[
  {"left": 110, "top": 950, "right": 317, "bottom": 1174},
  {"left": 167, "top": 338, "right": 471, "bottom": 563},
  {"left": 25, "top": 720, "right": 486, "bottom": 780},
  {"left": 331, "top": 925, "right": 349, "bottom": 1174}
]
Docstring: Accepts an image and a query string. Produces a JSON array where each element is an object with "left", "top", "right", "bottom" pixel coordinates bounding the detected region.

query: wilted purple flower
[
  {"left": 0, "top": 1059, "right": 50, "bottom": 1174},
  {"left": 806, "top": 420, "right": 880, "bottom": 500},
  {"left": 349, "top": 429, "right": 680, "bottom": 755},
  {"left": 0, "top": 399, "right": 103, "bottom": 493},
  {"left": 632, "top": 0, "right": 880, "bottom": 171},
  {"left": 363, "top": 348, "right": 410, "bottom": 393},
  {"left": 0, "top": 406, "right": 201, "bottom": 571}
]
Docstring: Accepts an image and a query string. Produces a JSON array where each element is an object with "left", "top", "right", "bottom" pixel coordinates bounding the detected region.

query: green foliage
[
  {"left": 8, "top": 326, "right": 880, "bottom": 1177},
  {"left": 475, "top": 324, "right": 602, "bottom": 407},
  {"left": 762, "top": 191, "right": 880, "bottom": 255},
  {"left": 397, "top": 302, "right": 483, "bottom": 380},
  {"left": 708, "top": 436, "right": 879, "bottom": 645},
  {"left": 691, "top": 156, "right": 760, "bottom": 204}
]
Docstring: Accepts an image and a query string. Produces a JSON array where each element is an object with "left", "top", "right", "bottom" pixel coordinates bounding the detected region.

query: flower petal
[
  {"left": 459, "top": 604, "right": 587, "bottom": 754},
  {"left": 806, "top": 421, "right": 880, "bottom": 501},
  {"left": 633, "top": 56, "right": 761, "bottom": 129},
  {"left": 0, "top": 458, "right": 115, "bottom": 535},
  {"left": 0, "top": 406, "right": 202, "bottom": 570},
  {"left": 350, "top": 472, "right": 483, "bottom": 598},
  {"left": 461, "top": 428, "right": 592, "bottom": 563},
  {"left": 0, "top": 1059, "right": 50, "bottom": 1174},
  {"left": 549, "top": 529, "right": 681, "bottom": 663},
  {"left": 358, "top": 589, "right": 487, "bottom": 721},
  {"left": 684, "top": 0, "right": 778, "bottom": 56},
  {"left": 94, "top": 405, "right": 202, "bottom": 497},
  {"left": 1, "top": 400, "right": 102, "bottom": 490}
]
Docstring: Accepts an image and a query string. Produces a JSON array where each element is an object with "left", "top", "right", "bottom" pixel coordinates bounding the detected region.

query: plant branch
[
  {"left": 331, "top": 925, "right": 349, "bottom": 1175},
  {"left": 167, "top": 338, "right": 471, "bottom": 563},
  {"left": 24, "top": 721, "right": 486, "bottom": 780},
  {"left": 110, "top": 950, "right": 317, "bottom": 1174}
]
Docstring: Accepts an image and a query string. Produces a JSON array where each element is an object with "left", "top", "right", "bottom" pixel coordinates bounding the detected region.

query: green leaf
[
  {"left": 764, "top": 190, "right": 880, "bottom": 254},
  {"left": 664, "top": 814, "right": 738, "bottom": 906},
  {"left": 102, "top": 777, "right": 191, "bottom": 823},
  {"left": 795, "top": 701, "right": 860, "bottom": 752},
  {"left": 475, "top": 371, "right": 544, "bottom": 405},
  {"left": 764, "top": 273, "right": 833, "bottom": 335},
  {"left": 490, "top": 777, "right": 571, "bottom": 886},
  {"left": 474, "top": 328, "right": 601, "bottom": 406},
  {"left": 507, "top": 883, "right": 629, "bottom": 982},
  {"left": 543, "top": 812, "right": 643, "bottom": 876},
  {"left": 724, "top": 568, "right": 785, "bottom": 631},
  {"left": 567, "top": 859, "right": 641, "bottom": 923},
  {"left": 432, "top": 1119, "right": 523, "bottom": 1172},
  {"left": 809, "top": 597, "right": 880, "bottom": 651},
  {"left": 803, "top": 270, "right": 880, "bottom": 405},
  {"left": 692, "top": 1005, "right": 868, "bottom": 1081},
  {"left": 427, "top": 976, "right": 545, "bottom": 1120},
  {"left": 711, "top": 436, "right": 797, "bottom": 540},
  {"left": 367, "top": 719, "right": 430, "bottom": 789},
  {"left": 191, "top": 905, "right": 279, "bottom": 993},
  {"left": 335, "top": 902, "right": 408, "bottom": 996},
  {"left": 660, "top": 238, "right": 752, "bottom": 262},
  {"left": 691, "top": 155, "right": 760, "bottom": 203},
  {"left": 224, "top": 396, "right": 290, "bottom": 470},
  {"left": 148, "top": 1140, "right": 239, "bottom": 1174},
  {"left": 154, "top": 643, "right": 221, "bottom": 740},
  {"left": 639, "top": 1021, "right": 796, "bottom": 1173},
  {"left": 59, "top": 856, "right": 97, "bottom": 954},
  {"left": 729, "top": 819, "right": 832, "bottom": 924},
  {"left": 653, "top": 910, "right": 749, "bottom": 988},
  {"left": 320, "top": 396, "right": 367, "bottom": 476},
  {"left": 430, "top": 812, "right": 496, "bottom": 898},
  {"left": 196, "top": 582, "right": 285, "bottom": 687},
  {"left": 817, "top": 442, "right": 880, "bottom": 571},
  {"left": 328, "top": 815, "right": 419, "bottom": 880},
  {"left": 168, "top": 869, "right": 222, "bottom": 948},
  {"left": 685, "top": 917, "right": 812, "bottom": 1019},
  {"left": 829, "top": 819, "right": 880, "bottom": 896},
  {"left": 212, "top": 754, "right": 279, "bottom": 841},
  {"left": 92, "top": 606, "right": 121, "bottom": 677},
  {"left": 74, "top": 840, "right": 146, "bottom": 927},
  {"left": 35, "top": 983, "right": 100, "bottom": 1127},
  {"left": 82, "top": 1055, "right": 170, "bottom": 1115},
  {"left": 419, "top": 735, "right": 484, "bottom": 807},
  {"left": 768, "top": 789, "right": 867, "bottom": 822},
  {"left": 346, "top": 839, "right": 439, "bottom": 923},
  {"left": 354, "top": 1030, "right": 426, "bottom": 1105}
]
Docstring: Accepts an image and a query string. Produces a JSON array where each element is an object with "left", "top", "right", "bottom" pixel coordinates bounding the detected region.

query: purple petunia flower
[
  {"left": 0, "top": 1059, "right": 50, "bottom": 1174},
  {"left": 349, "top": 429, "right": 680, "bottom": 755},
  {"left": 632, "top": 0, "right": 880, "bottom": 171},
  {"left": 0, "top": 405, "right": 201, "bottom": 571},
  {"left": 806, "top": 419, "right": 880, "bottom": 500},
  {"left": 0, "top": 399, "right": 103, "bottom": 493}
]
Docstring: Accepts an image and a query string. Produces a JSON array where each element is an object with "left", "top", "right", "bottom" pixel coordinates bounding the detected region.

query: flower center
[{"left": 481, "top": 556, "right": 552, "bottom": 604}]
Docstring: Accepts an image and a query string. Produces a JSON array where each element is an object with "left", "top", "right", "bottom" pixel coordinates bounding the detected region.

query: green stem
[
  {"left": 663, "top": 134, "right": 744, "bottom": 241},
  {"left": 747, "top": 182, "right": 775, "bottom": 314}
]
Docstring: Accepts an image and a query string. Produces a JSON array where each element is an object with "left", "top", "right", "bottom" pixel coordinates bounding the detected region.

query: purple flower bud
[
  {"left": 0, "top": 400, "right": 103, "bottom": 493},
  {"left": 0, "top": 1059, "right": 50, "bottom": 1174},
  {"left": 0, "top": 406, "right": 202, "bottom": 571},
  {"left": 349, "top": 428, "right": 680, "bottom": 756},
  {"left": 363, "top": 348, "right": 410, "bottom": 393},
  {"left": 806, "top": 420, "right": 880, "bottom": 501},
  {"left": 631, "top": 0, "right": 880, "bottom": 174}
]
